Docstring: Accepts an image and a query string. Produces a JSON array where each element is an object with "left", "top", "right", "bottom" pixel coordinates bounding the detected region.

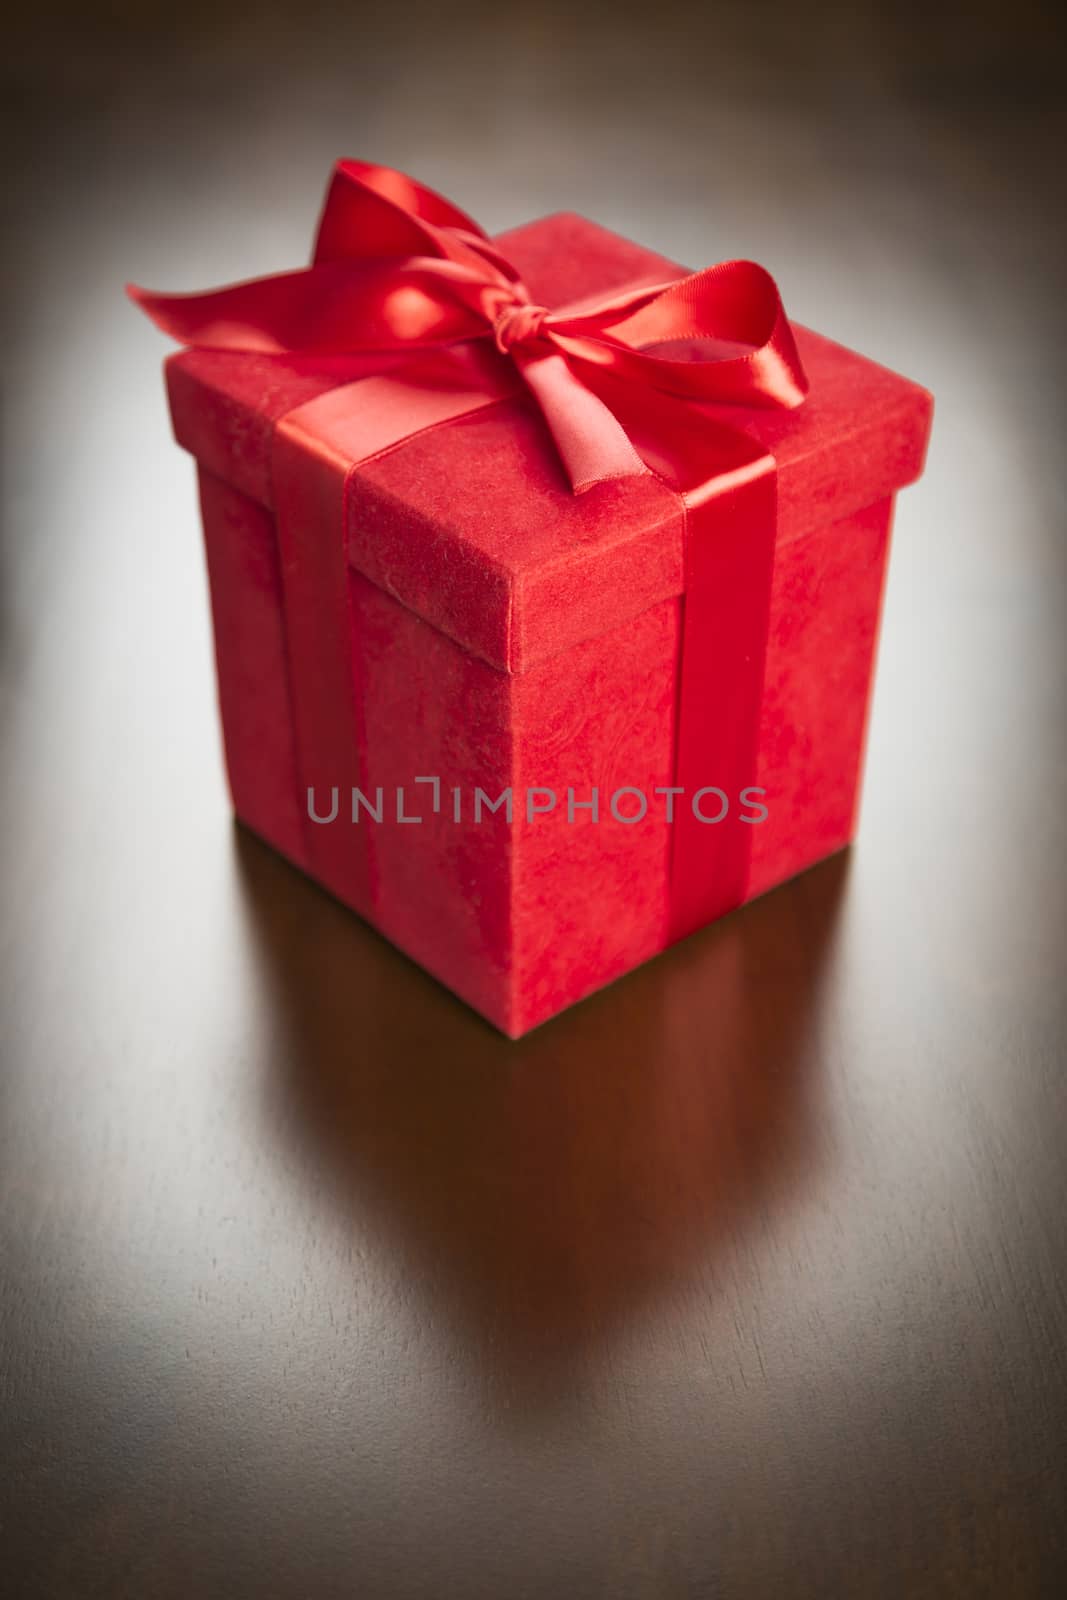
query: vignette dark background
[{"left": 2, "top": 2, "right": 1066, "bottom": 1596}]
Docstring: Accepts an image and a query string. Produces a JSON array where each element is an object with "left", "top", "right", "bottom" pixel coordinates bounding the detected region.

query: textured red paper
[{"left": 169, "top": 212, "right": 932, "bottom": 1035}]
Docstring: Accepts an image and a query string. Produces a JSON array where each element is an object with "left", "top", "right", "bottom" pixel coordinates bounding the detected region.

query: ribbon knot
[{"left": 492, "top": 300, "right": 549, "bottom": 355}]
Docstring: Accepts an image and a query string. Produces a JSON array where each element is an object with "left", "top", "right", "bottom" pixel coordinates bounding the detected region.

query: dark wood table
[{"left": 3, "top": 4, "right": 1065, "bottom": 1595}]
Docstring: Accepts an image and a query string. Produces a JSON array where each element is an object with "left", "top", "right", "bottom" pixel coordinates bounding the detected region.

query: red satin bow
[{"left": 128, "top": 159, "right": 807, "bottom": 492}]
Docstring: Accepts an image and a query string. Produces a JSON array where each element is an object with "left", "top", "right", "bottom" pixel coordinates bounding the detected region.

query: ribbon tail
[{"left": 512, "top": 349, "right": 649, "bottom": 492}]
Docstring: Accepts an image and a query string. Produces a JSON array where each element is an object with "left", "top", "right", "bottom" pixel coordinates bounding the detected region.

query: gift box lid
[{"left": 166, "top": 211, "right": 933, "bottom": 675}]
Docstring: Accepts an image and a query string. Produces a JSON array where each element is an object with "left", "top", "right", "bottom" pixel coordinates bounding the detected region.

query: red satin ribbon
[{"left": 131, "top": 160, "right": 809, "bottom": 943}]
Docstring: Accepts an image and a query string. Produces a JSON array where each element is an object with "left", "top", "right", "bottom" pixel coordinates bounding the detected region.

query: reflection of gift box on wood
[{"left": 142, "top": 162, "right": 932, "bottom": 1037}]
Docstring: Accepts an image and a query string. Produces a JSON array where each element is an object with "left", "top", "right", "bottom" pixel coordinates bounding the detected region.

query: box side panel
[
  {"left": 747, "top": 495, "right": 895, "bottom": 898},
  {"left": 349, "top": 574, "right": 516, "bottom": 1032},
  {"left": 196, "top": 458, "right": 517, "bottom": 1032},
  {"left": 505, "top": 496, "right": 896, "bottom": 1034},
  {"left": 197, "top": 468, "right": 307, "bottom": 865},
  {"left": 510, "top": 599, "right": 679, "bottom": 1035}
]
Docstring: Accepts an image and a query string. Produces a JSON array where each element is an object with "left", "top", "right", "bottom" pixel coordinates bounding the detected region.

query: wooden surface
[{"left": 2, "top": 3, "right": 1065, "bottom": 1595}]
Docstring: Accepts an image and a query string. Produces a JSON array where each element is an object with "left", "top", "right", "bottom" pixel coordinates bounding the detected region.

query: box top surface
[{"left": 167, "top": 211, "right": 932, "bottom": 673}]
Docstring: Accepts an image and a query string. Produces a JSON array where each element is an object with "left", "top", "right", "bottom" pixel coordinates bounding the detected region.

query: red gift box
[{"left": 137, "top": 162, "right": 932, "bottom": 1036}]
